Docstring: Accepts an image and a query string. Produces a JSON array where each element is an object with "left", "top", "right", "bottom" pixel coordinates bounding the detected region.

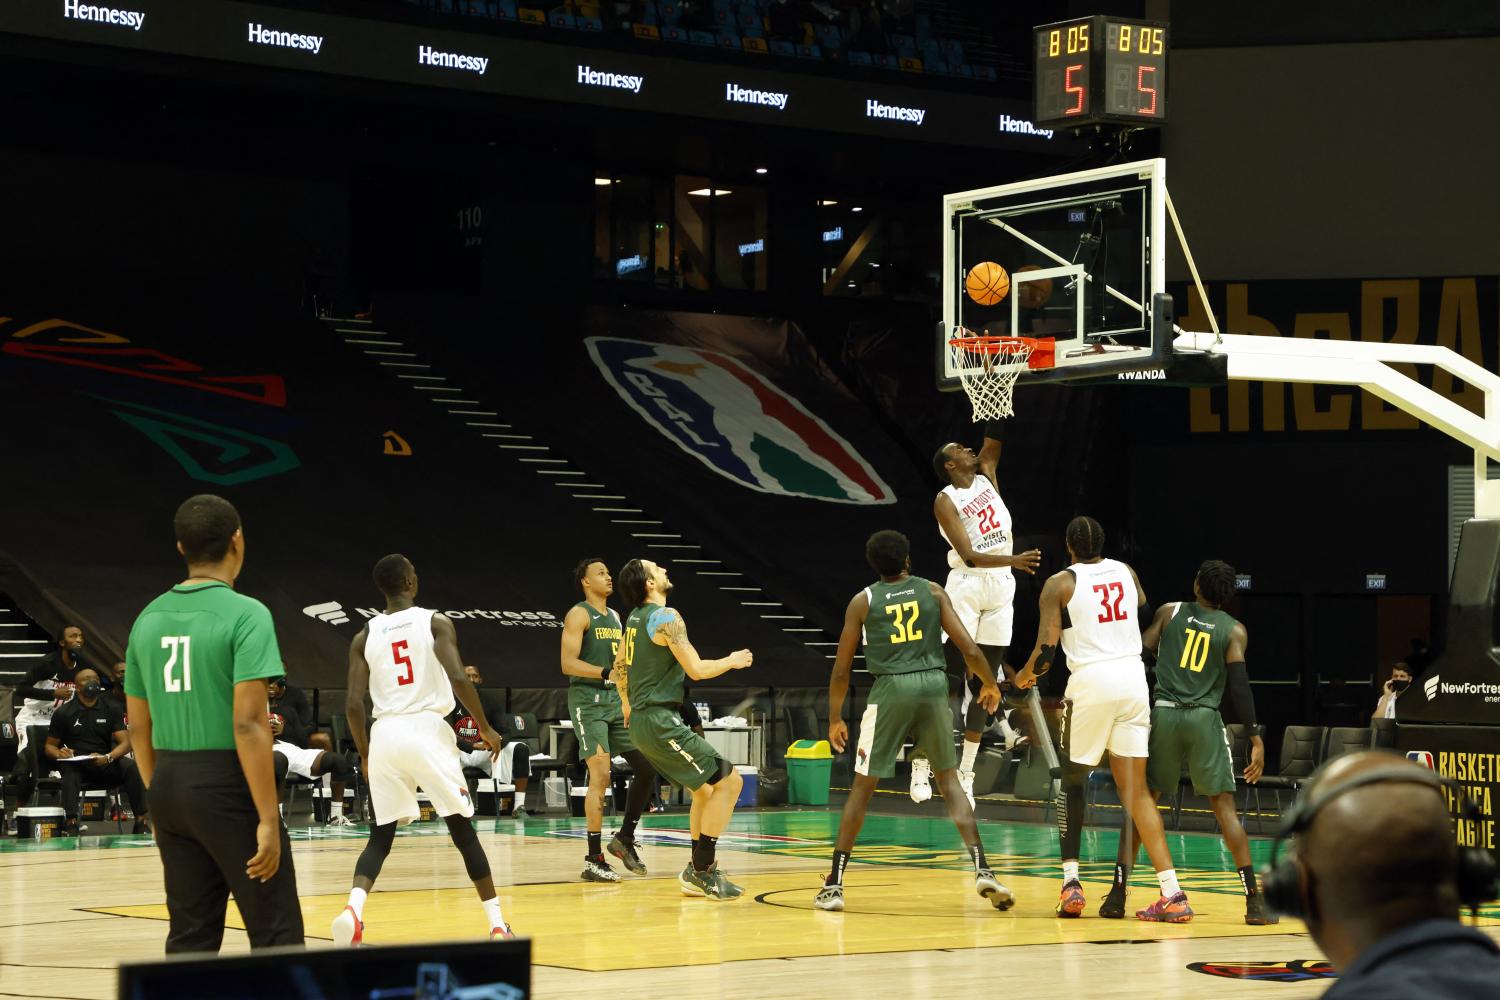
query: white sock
[
  {"left": 1062, "top": 860, "right": 1080, "bottom": 883},
  {"left": 513, "top": 790, "right": 526, "bottom": 809},
  {"left": 482, "top": 896, "right": 505, "bottom": 930},
  {"left": 998, "top": 717, "right": 1017, "bottom": 741},
  {"left": 960, "top": 739, "right": 980, "bottom": 772},
  {"left": 329, "top": 799, "right": 344, "bottom": 819},
  {"left": 1157, "top": 869, "right": 1181, "bottom": 897},
  {"left": 347, "top": 886, "right": 368, "bottom": 919}
]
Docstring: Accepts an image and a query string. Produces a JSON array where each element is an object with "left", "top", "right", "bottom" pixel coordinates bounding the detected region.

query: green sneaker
[
  {"left": 691, "top": 866, "right": 744, "bottom": 900},
  {"left": 679, "top": 863, "right": 705, "bottom": 897}
]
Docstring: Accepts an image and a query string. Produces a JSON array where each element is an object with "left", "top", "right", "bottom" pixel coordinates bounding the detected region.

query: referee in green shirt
[{"left": 124, "top": 494, "right": 304, "bottom": 952}]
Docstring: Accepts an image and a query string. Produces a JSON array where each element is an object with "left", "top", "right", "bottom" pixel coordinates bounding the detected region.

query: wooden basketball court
[{"left": 7, "top": 808, "right": 1492, "bottom": 998}]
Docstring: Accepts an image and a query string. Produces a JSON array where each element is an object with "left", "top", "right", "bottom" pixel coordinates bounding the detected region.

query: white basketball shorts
[
  {"left": 1061, "top": 660, "right": 1151, "bottom": 766},
  {"left": 273, "top": 740, "right": 323, "bottom": 780},
  {"left": 942, "top": 568, "right": 1016, "bottom": 647},
  {"left": 459, "top": 743, "right": 522, "bottom": 784},
  {"left": 368, "top": 712, "right": 474, "bottom": 825}
]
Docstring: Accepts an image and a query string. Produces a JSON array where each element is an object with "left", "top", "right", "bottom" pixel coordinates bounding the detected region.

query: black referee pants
[{"left": 150, "top": 751, "right": 304, "bottom": 953}]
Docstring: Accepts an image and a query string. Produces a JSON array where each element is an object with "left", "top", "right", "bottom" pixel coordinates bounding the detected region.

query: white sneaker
[
  {"left": 331, "top": 905, "right": 363, "bottom": 947},
  {"left": 958, "top": 769, "right": 976, "bottom": 809},
  {"left": 325, "top": 813, "right": 356, "bottom": 828},
  {"left": 998, "top": 719, "right": 1030, "bottom": 752},
  {"left": 909, "top": 756, "right": 933, "bottom": 803}
]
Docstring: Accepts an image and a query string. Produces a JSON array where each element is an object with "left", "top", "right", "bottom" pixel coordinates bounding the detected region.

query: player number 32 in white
[{"left": 160, "top": 635, "right": 193, "bottom": 692}]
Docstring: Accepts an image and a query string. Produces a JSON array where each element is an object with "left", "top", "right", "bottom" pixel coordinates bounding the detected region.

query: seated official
[{"left": 46, "top": 668, "right": 149, "bottom": 835}]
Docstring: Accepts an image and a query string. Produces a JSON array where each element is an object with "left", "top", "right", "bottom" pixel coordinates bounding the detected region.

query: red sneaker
[
  {"left": 1135, "top": 891, "right": 1194, "bottom": 923},
  {"left": 331, "top": 905, "right": 364, "bottom": 946},
  {"left": 490, "top": 924, "right": 516, "bottom": 940},
  {"left": 1056, "top": 879, "right": 1086, "bottom": 917}
]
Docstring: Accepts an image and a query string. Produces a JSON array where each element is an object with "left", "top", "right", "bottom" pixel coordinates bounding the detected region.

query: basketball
[
  {"left": 1015, "top": 264, "right": 1053, "bottom": 309},
  {"left": 965, "top": 261, "right": 1010, "bottom": 306}
]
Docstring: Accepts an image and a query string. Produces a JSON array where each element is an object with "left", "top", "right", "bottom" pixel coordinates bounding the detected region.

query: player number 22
[
  {"left": 161, "top": 635, "right": 192, "bottom": 693},
  {"left": 885, "top": 601, "right": 924, "bottom": 644},
  {"left": 1178, "top": 627, "right": 1211, "bottom": 673},
  {"left": 391, "top": 640, "right": 414, "bottom": 686},
  {"left": 1092, "top": 583, "right": 1127, "bottom": 623}
]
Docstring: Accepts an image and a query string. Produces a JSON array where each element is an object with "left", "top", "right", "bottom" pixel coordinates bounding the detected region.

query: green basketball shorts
[
  {"left": 570, "top": 688, "right": 634, "bottom": 760},
  {"left": 1146, "top": 704, "right": 1235, "bottom": 796},
  {"left": 854, "top": 669, "right": 955, "bottom": 778},
  {"left": 628, "top": 705, "right": 722, "bottom": 791}
]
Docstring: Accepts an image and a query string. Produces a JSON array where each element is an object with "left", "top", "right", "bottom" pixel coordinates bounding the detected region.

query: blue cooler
[{"left": 734, "top": 765, "right": 758, "bottom": 807}]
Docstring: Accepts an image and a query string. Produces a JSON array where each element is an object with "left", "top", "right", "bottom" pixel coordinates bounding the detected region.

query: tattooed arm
[{"left": 650, "top": 609, "right": 752, "bottom": 680}]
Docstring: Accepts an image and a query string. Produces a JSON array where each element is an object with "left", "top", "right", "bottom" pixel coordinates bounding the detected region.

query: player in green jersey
[
  {"left": 815, "top": 529, "right": 1012, "bottom": 912},
  {"left": 124, "top": 494, "right": 303, "bottom": 952},
  {"left": 1100, "top": 559, "right": 1276, "bottom": 925},
  {"left": 560, "top": 556, "right": 660, "bottom": 882},
  {"left": 614, "top": 558, "right": 752, "bottom": 900}
]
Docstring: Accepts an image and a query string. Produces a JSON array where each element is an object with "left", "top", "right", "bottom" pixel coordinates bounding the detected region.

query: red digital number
[
  {"left": 1065, "top": 63, "right": 1086, "bottom": 115},
  {"left": 977, "top": 505, "right": 997, "bottom": 535},
  {"left": 1136, "top": 65, "right": 1158, "bottom": 116},
  {"left": 391, "top": 640, "right": 414, "bottom": 686},
  {"left": 1093, "top": 582, "right": 1127, "bottom": 623}
]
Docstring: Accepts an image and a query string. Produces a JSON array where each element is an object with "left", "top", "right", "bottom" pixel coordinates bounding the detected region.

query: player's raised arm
[
  {"left": 977, "top": 419, "right": 1004, "bottom": 487},
  {"left": 1141, "top": 602, "right": 1177, "bottom": 657},
  {"left": 651, "top": 609, "right": 752, "bottom": 680},
  {"left": 1014, "top": 570, "right": 1073, "bottom": 689},
  {"left": 827, "top": 591, "right": 868, "bottom": 753},
  {"left": 935, "top": 493, "right": 1040, "bottom": 574},
  {"left": 345, "top": 628, "right": 372, "bottom": 768},
  {"left": 432, "top": 614, "right": 502, "bottom": 758},
  {"left": 560, "top": 605, "right": 609, "bottom": 681},
  {"left": 931, "top": 581, "right": 1000, "bottom": 713}
]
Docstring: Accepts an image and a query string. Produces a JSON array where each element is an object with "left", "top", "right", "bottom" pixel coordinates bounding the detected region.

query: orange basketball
[
  {"left": 1015, "top": 264, "right": 1054, "bottom": 309},
  {"left": 965, "top": 261, "right": 1010, "bottom": 306}
]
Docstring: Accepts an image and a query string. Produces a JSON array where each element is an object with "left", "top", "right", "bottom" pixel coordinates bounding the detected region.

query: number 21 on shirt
[{"left": 161, "top": 635, "right": 192, "bottom": 692}]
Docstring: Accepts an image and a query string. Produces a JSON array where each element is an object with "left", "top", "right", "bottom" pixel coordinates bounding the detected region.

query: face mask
[
  {"left": 82, "top": 682, "right": 102, "bottom": 697},
  {"left": 1391, "top": 678, "right": 1411, "bottom": 692}
]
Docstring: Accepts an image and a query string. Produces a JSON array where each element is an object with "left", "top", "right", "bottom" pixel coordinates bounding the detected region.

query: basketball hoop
[{"left": 947, "top": 333, "right": 1053, "bottom": 419}]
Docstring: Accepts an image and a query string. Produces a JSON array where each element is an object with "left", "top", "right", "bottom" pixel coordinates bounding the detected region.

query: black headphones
[{"left": 1262, "top": 765, "right": 1498, "bottom": 919}]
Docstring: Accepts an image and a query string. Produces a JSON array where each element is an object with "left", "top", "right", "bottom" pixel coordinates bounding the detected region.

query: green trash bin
[{"left": 786, "top": 739, "right": 833, "bottom": 805}]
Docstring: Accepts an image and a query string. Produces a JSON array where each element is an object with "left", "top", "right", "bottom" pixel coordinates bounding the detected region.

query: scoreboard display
[{"left": 1034, "top": 16, "right": 1168, "bottom": 128}]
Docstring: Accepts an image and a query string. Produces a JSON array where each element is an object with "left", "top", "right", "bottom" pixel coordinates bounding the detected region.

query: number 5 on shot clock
[{"left": 1034, "top": 15, "right": 1169, "bottom": 128}]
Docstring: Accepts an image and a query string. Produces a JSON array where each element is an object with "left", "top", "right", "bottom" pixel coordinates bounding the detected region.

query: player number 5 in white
[{"left": 161, "top": 635, "right": 193, "bottom": 692}]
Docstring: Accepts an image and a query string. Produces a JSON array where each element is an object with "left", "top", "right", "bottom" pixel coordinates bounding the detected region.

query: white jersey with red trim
[
  {"left": 1061, "top": 559, "right": 1142, "bottom": 669},
  {"left": 938, "top": 474, "right": 1013, "bottom": 572},
  {"left": 363, "top": 606, "right": 454, "bottom": 718}
]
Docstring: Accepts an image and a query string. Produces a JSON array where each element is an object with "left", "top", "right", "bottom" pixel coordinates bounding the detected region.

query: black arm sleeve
[
  {"left": 679, "top": 697, "right": 702, "bottom": 728},
  {"left": 982, "top": 417, "right": 1007, "bottom": 442},
  {"left": 1223, "top": 661, "right": 1257, "bottom": 727}
]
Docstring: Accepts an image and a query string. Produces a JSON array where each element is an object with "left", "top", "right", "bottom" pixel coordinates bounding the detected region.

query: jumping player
[
  {"left": 614, "top": 559, "right": 752, "bottom": 900},
  {"left": 1014, "top": 516, "right": 1192, "bottom": 923},
  {"left": 922, "top": 426, "right": 1041, "bottom": 807},
  {"left": 333, "top": 554, "right": 513, "bottom": 944},
  {"left": 815, "top": 530, "right": 1012, "bottom": 912},
  {"left": 560, "top": 557, "right": 659, "bottom": 883},
  {"left": 1101, "top": 560, "right": 1275, "bottom": 925}
]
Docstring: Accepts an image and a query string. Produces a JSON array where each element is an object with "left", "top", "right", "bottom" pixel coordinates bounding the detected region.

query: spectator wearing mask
[
  {"left": 1271, "top": 751, "right": 1500, "bottom": 998},
  {"left": 46, "top": 667, "right": 149, "bottom": 834},
  {"left": 447, "top": 665, "right": 532, "bottom": 817},
  {"left": 1373, "top": 661, "right": 1412, "bottom": 720}
]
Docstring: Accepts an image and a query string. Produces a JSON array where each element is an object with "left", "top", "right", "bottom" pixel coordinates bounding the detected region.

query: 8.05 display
[{"left": 1033, "top": 16, "right": 1168, "bottom": 128}]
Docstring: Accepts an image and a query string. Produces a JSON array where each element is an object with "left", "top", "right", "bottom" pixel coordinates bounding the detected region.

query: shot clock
[{"left": 1034, "top": 16, "right": 1168, "bottom": 128}]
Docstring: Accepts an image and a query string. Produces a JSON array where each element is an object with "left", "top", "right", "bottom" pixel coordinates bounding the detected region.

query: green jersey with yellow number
[
  {"left": 123, "top": 582, "right": 284, "bottom": 750},
  {"left": 621, "top": 602, "right": 686, "bottom": 709},
  {"left": 861, "top": 575, "right": 945, "bottom": 675},
  {"left": 571, "top": 601, "right": 623, "bottom": 692},
  {"left": 1154, "top": 602, "right": 1237, "bottom": 708}
]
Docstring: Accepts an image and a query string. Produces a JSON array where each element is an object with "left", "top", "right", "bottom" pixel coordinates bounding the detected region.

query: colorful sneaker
[
  {"left": 976, "top": 869, "right": 1014, "bottom": 911},
  {"left": 814, "top": 881, "right": 845, "bottom": 911},
  {"left": 582, "top": 855, "right": 622, "bottom": 882},
  {"left": 958, "top": 769, "right": 976, "bottom": 809},
  {"left": 1136, "top": 891, "right": 1194, "bottom": 923},
  {"left": 331, "top": 905, "right": 364, "bottom": 947},
  {"left": 1099, "top": 884, "right": 1127, "bottom": 919},
  {"left": 490, "top": 924, "right": 516, "bottom": 940},
  {"left": 324, "top": 813, "right": 356, "bottom": 828},
  {"left": 1056, "top": 879, "right": 1086, "bottom": 917},
  {"left": 909, "top": 756, "right": 933, "bottom": 803},
  {"left": 608, "top": 834, "right": 647, "bottom": 875},
  {"left": 1244, "top": 893, "right": 1280, "bottom": 926},
  {"left": 679, "top": 862, "right": 706, "bottom": 897}
]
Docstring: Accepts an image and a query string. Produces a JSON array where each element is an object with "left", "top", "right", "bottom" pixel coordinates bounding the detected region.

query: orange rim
[{"left": 948, "top": 335, "right": 1039, "bottom": 356}]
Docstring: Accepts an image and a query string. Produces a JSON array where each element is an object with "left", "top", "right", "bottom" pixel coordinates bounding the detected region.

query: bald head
[{"left": 1299, "top": 752, "right": 1460, "bottom": 951}]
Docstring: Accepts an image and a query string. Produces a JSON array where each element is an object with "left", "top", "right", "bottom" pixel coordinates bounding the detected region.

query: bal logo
[
  {"left": 1407, "top": 750, "right": 1435, "bottom": 770},
  {"left": 586, "top": 337, "right": 895, "bottom": 504},
  {"left": 1187, "top": 960, "right": 1336, "bottom": 983}
]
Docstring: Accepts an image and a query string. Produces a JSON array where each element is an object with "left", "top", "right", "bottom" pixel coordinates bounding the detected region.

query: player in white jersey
[
  {"left": 1014, "top": 516, "right": 1193, "bottom": 924},
  {"left": 332, "top": 554, "right": 514, "bottom": 945},
  {"left": 921, "top": 426, "right": 1041, "bottom": 806}
]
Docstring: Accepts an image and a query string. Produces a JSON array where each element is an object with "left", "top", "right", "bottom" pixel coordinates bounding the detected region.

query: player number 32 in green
[
  {"left": 160, "top": 635, "right": 193, "bottom": 692},
  {"left": 1178, "top": 627, "right": 1211, "bottom": 673},
  {"left": 885, "top": 601, "right": 924, "bottom": 644}
]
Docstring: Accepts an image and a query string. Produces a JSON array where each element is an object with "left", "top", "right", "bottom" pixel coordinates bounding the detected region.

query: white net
[{"left": 948, "top": 337, "right": 1033, "bottom": 420}]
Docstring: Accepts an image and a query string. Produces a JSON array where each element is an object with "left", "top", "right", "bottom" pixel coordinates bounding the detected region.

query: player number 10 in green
[{"left": 1178, "top": 627, "right": 1210, "bottom": 672}]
